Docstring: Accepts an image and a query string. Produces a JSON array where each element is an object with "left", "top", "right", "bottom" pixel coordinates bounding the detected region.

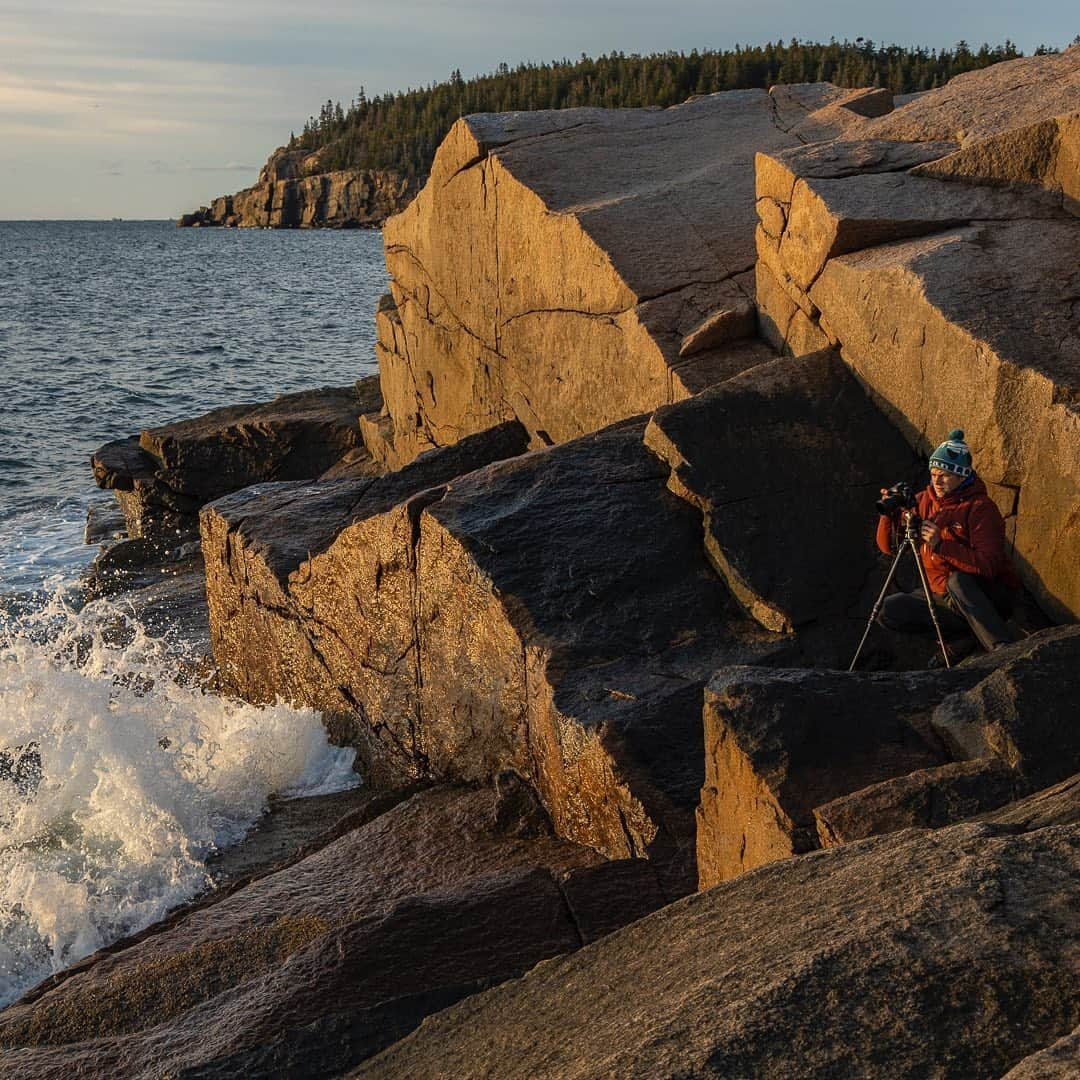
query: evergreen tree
[{"left": 294, "top": 40, "right": 1028, "bottom": 182}]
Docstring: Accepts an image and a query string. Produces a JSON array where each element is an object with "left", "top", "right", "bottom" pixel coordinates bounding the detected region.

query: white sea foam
[{"left": 0, "top": 589, "right": 357, "bottom": 1008}]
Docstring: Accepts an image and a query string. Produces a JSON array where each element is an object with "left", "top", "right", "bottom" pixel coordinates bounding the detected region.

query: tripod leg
[
  {"left": 909, "top": 539, "right": 952, "bottom": 669},
  {"left": 849, "top": 545, "right": 909, "bottom": 671}
]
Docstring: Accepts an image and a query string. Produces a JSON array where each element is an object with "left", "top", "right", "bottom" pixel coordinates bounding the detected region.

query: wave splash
[{"left": 0, "top": 588, "right": 357, "bottom": 1008}]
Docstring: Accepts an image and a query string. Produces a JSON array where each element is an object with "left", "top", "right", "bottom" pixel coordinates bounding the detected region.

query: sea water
[{"left": 0, "top": 221, "right": 389, "bottom": 1006}]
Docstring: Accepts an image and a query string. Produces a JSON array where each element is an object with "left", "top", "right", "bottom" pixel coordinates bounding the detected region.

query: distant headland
[{"left": 178, "top": 38, "right": 1037, "bottom": 229}]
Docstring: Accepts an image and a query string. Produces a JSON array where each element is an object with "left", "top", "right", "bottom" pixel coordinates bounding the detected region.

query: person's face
[{"left": 930, "top": 467, "right": 964, "bottom": 498}]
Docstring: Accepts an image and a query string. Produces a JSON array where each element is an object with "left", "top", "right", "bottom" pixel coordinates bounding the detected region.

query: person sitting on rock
[{"left": 876, "top": 429, "right": 1021, "bottom": 662}]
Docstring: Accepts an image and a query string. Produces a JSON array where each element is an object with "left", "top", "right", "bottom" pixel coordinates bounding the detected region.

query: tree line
[{"left": 288, "top": 39, "right": 1045, "bottom": 182}]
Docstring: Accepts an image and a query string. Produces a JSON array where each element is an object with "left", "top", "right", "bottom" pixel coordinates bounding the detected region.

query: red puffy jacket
[{"left": 875, "top": 476, "right": 1021, "bottom": 595}]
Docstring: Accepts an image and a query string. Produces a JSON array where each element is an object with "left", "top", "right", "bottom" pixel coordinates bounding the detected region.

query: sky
[{"left": 1, "top": 1, "right": 1075, "bottom": 219}]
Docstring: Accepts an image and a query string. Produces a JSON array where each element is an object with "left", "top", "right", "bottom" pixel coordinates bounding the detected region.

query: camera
[{"left": 876, "top": 480, "right": 918, "bottom": 516}]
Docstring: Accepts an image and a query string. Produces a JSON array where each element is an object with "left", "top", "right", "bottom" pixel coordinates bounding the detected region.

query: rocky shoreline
[
  {"left": 177, "top": 146, "right": 414, "bottom": 229},
  {"left": 5, "top": 49, "right": 1078, "bottom": 1077}
]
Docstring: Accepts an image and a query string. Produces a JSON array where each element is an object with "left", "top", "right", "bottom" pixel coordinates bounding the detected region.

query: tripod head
[{"left": 900, "top": 509, "right": 923, "bottom": 545}]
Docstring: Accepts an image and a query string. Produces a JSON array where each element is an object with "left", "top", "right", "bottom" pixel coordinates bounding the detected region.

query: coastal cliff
[
  {"left": 17, "top": 47, "right": 1079, "bottom": 1077},
  {"left": 178, "top": 146, "right": 414, "bottom": 228}
]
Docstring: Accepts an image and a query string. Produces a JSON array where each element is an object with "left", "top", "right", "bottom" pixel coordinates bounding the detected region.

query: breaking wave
[{"left": 0, "top": 588, "right": 357, "bottom": 1008}]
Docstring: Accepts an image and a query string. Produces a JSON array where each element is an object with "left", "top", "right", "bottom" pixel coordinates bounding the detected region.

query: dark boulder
[
  {"left": 1, "top": 785, "right": 669, "bottom": 1078},
  {"left": 814, "top": 757, "right": 1021, "bottom": 847},
  {"left": 698, "top": 664, "right": 953, "bottom": 886},
  {"left": 89, "top": 379, "right": 384, "bottom": 547},
  {"left": 699, "top": 627, "right": 1080, "bottom": 886},
  {"left": 931, "top": 625, "right": 1080, "bottom": 790},
  {"left": 644, "top": 349, "right": 921, "bottom": 639},
  {"left": 352, "top": 778, "right": 1080, "bottom": 1080}
]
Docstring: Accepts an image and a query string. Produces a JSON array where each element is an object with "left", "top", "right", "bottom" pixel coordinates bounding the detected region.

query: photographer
[{"left": 875, "top": 429, "right": 1020, "bottom": 662}]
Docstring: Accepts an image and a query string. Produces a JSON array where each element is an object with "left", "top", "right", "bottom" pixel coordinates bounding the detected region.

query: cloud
[{"left": 5, "top": 0, "right": 1074, "bottom": 218}]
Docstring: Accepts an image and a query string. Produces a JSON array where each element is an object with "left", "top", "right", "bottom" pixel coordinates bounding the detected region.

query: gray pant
[{"left": 878, "top": 572, "right": 1017, "bottom": 652}]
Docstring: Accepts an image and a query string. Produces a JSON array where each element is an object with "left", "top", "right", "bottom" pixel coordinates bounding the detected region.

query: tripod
[{"left": 850, "top": 511, "right": 952, "bottom": 671}]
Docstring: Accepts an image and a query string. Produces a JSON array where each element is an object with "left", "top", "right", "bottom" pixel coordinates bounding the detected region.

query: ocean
[{"left": 0, "top": 220, "right": 390, "bottom": 1007}]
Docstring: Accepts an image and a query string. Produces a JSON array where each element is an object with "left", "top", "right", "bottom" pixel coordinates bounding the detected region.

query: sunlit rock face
[
  {"left": 201, "top": 422, "right": 531, "bottom": 785},
  {"left": 202, "top": 417, "right": 787, "bottom": 890},
  {"left": 375, "top": 85, "right": 882, "bottom": 466},
  {"left": 753, "top": 48, "right": 1080, "bottom": 621},
  {"left": 179, "top": 147, "right": 414, "bottom": 228}
]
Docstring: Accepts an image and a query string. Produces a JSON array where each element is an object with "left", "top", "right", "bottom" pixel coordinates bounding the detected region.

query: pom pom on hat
[{"left": 929, "top": 428, "right": 973, "bottom": 477}]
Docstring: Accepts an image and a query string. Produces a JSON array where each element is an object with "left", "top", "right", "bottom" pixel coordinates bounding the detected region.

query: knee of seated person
[{"left": 945, "top": 572, "right": 980, "bottom": 600}]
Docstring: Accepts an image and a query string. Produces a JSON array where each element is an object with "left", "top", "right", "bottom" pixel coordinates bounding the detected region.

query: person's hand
[{"left": 921, "top": 520, "right": 942, "bottom": 549}]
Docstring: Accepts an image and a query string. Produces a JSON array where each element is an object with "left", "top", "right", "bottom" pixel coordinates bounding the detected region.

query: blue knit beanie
[{"left": 929, "top": 429, "right": 973, "bottom": 477}]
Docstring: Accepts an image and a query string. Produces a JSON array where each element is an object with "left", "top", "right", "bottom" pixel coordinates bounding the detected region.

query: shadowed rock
[
  {"left": 82, "top": 498, "right": 127, "bottom": 544},
  {"left": 931, "top": 625, "right": 1080, "bottom": 790},
  {"left": 350, "top": 779, "right": 1080, "bottom": 1080},
  {"left": 644, "top": 349, "right": 919, "bottom": 635},
  {"left": 813, "top": 757, "right": 1020, "bottom": 847},
  {"left": 204, "top": 417, "right": 787, "bottom": 885},
  {"left": 697, "top": 665, "right": 952, "bottom": 886},
  {"left": 985, "top": 773, "right": 1080, "bottom": 832},
  {"left": 90, "top": 435, "right": 157, "bottom": 492},
  {"left": 411, "top": 420, "right": 783, "bottom": 885},
  {"left": 1, "top": 786, "right": 673, "bottom": 1078},
  {"left": 699, "top": 627, "right": 1080, "bottom": 887},
  {"left": 90, "top": 380, "right": 384, "bottom": 547},
  {"left": 140, "top": 383, "right": 378, "bottom": 500}
]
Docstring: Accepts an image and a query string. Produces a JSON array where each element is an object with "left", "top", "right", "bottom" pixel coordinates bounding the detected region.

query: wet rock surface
[
  {"left": 90, "top": 380, "right": 383, "bottom": 546},
  {"left": 353, "top": 779, "right": 1080, "bottom": 1080},
  {"left": 81, "top": 381, "right": 388, "bottom": 656},
  {"left": 139, "top": 384, "right": 373, "bottom": 500},
  {"left": 1, "top": 785, "right": 671, "bottom": 1078},
  {"left": 205, "top": 416, "right": 787, "bottom": 889}
]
